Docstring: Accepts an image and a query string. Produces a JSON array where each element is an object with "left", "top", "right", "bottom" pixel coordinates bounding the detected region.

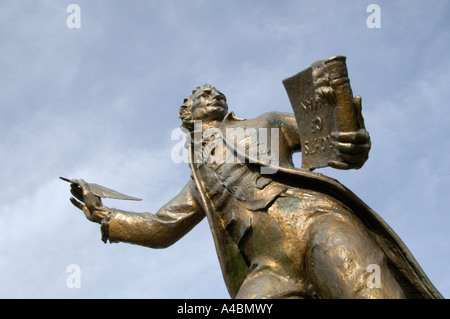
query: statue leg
[
  {"left": 235, "top": 265, "right": 305, "bottom": 299},
  {"left": 305, "top": 212, "right": 405, "bottom": 298}
]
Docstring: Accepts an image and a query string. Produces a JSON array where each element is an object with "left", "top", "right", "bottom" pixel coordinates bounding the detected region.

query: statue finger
[
  {"left": 354, "top": 95, "right": 362, "bottom": 109},
  {"left": 328, "top": 160, "right": 351, "bottom": 170},
  {"left": 337, "top": 152, "right": 368, "bottom": 164},
  {"left": 332, "top": 141, "right": 371, "bottom": 154},
  {"left": 70, "top": 197, "right": 95, "bottom": 221},
  {"left": 354, "top": 95, "right": 366, "bottom": 129},
  {"left": 328, "top": 160, "right": 365, "bottom": 170},
  {"left": 70, "top": 196, "right": 85, "bottom": 211},
  {"left": 70, "top": 186, "right": 84, "bottom": 202},
  {"left": 76, "top": 179, "right": 91, "bottom": 196},
  {"left": 330, "top": 130, "right": 370, "bottom": 143},
  {"left": 70, "top": 182, "right": 83, "bottom": 193}
]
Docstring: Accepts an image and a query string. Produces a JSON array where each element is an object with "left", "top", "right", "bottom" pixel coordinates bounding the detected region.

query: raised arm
[
  {"left": 69, "top": 179, "right": 205, "bottom": 249},
  {"left": 261, "top": 111, "right": 302, "bottom": 159},
  {"left": 272, "top": 112, "right": 302, "bottom": 153}
]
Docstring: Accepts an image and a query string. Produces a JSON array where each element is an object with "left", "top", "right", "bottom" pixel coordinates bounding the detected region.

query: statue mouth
[
  {"left": 206, "top": 102, "right": 227, "bottom": 113},
  {"left": 207, "top": 101, "right": 224, "bottom": 108}
]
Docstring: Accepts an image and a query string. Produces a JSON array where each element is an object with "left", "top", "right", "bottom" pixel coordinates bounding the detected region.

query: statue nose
[{"left": 212, "top": 93, "right": 224, "bottom": 101}]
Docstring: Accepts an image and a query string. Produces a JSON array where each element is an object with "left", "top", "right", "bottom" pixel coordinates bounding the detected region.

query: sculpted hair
[
  {"left": 178, "top": 97, "right": 194, "bottom": 132},
  {"left": 178, "top": 84, "right": 218, "bottom": 131}
]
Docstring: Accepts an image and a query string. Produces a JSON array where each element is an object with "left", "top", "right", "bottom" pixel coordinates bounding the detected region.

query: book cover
[{"left": 283, "top": 56, "right": 359, "bottom": 170}]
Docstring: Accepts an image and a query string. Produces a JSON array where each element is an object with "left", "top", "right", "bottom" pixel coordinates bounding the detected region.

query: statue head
[{"left": 178, "top": 84, "right": 228, "bottom": 131}]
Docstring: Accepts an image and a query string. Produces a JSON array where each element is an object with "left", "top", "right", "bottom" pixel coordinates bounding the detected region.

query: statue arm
[
  {"left": 265, "top": 112, "right": 302, "bottom": 153},
  {"left": 280, "top": 112, "right": 302, "bottom": 153},
  {"left": 100, "top": 180, "right": 205, "bottom": 248}
]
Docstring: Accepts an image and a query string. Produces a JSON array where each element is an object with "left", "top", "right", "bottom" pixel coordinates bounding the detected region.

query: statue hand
[
  {"left": 69, "top": 179, "right": 109, "bottom": 223},
  {"left": 328, "top": 128, "right": 371, "bottom": 170}
]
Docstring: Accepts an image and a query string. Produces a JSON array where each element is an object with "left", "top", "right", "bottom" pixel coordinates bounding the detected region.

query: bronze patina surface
[{"left": 64, "top": 57, "right": 443, "bottom": 299}]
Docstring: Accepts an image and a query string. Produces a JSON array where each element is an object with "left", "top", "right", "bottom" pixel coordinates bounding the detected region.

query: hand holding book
[
  {"left": 328, "top": 95, "right": 371, "bottom": 170},
  {"left": 283, "top": 56, "right": 371, "bottom": 170}
]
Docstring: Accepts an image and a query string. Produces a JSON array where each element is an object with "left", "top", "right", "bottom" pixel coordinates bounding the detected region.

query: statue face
[{"left": 191, "top": 86, "right": 228, "bottom": 122}]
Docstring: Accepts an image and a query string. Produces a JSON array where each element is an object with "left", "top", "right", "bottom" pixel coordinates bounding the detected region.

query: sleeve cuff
[{"left": 100, "top": 208, "right": 117, "bottom": 243}]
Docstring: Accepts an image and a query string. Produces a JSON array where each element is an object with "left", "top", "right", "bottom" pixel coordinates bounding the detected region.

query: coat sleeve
[
  {"left": 260, "top": 111, "right": 301, "bottom": 154},
  {"left": 100, "top": 179, "right": 205, "bottom": 248},
  {"left": 274, "top": 112, "right": 302, "bottom": 153}
]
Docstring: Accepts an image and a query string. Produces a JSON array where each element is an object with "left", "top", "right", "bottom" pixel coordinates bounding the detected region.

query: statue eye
[{"left": 200, "top": 90, "right": 212, "bottom": 98}]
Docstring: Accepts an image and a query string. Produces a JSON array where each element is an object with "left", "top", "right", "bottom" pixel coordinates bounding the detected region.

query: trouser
[{"left": 235, "top": 187, "right": 405, "bottom": 299}]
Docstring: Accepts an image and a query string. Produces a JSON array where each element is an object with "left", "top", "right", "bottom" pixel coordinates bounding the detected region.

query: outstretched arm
[{"left": 70, "top": 180, "right": 205, "bottom": 248}]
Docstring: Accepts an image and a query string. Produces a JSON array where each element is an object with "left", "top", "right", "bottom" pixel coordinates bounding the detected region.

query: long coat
[{"left": 101, "top": 112, "right": 443, "bottom": 299}]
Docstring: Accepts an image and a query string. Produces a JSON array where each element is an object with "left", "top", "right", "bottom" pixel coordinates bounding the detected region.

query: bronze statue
[{"left": 64, "top": 56, "right": 443, "bottom": 299}]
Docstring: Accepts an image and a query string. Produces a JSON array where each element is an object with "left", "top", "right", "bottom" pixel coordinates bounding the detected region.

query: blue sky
[{"left": 0, "top": 0, "right": 449, "bottom": 298}]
